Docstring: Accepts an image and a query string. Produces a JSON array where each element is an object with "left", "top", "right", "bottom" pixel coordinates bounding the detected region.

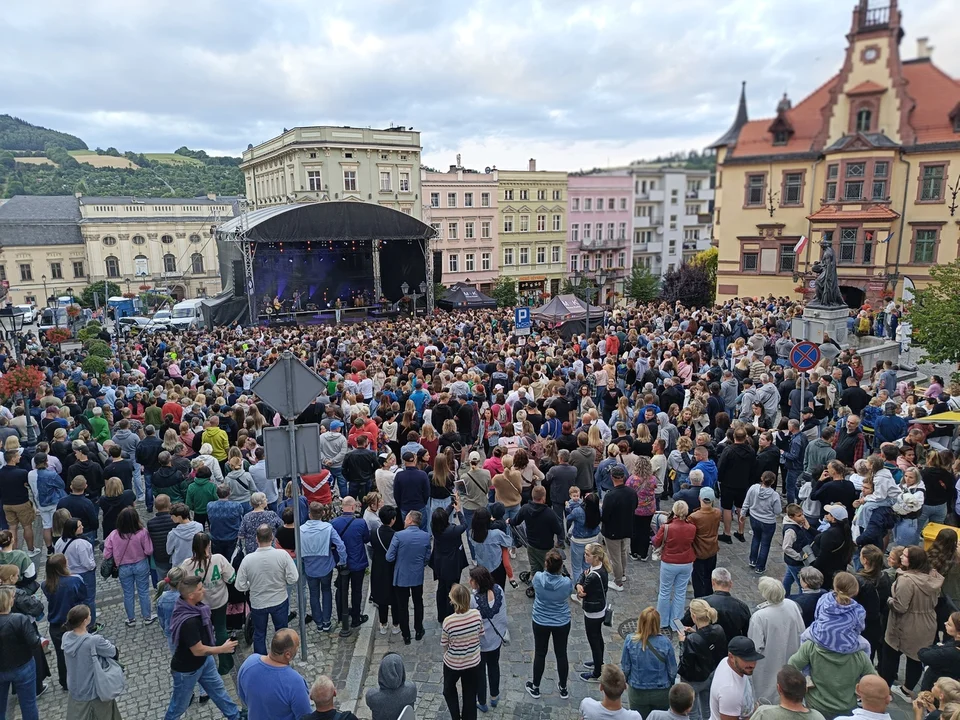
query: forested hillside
[{"left": 0, "top": 115, "right": 244, "bottom": 198}]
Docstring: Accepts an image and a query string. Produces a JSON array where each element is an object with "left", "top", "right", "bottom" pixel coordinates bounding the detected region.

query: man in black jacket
[
  {"left": 147, "top": 494, "right": 177, "bottom": 585},
  {"left": 56, "top": 476, "right": 100, "bottom": 542},
  {"left": 66, "top": 442, "right": 104, "bottom": 500},
  {"left": 103, "top": 445, "right": 134, "bottom": 492},
  {"left": 717, "top": 428, "right": 756, "bottom": 544},
  {"left": 601, "top": 466, "right": 638, "bottom": 591},
  {"left": 514, "top": 485, "right": 564, "bottom": 582},
  {"left": 135, "top": 424, "right": 163, "bottom": 512},
  {"left": 342, "top": 435, "right": 379, "bottom": 498},
  {"left": 681, "top": 566, "right": 751, "bottom": 640}
]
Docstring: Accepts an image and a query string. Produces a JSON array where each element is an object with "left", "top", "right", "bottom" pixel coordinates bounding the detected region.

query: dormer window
[
  {"left": 856, "top": 108, "right": 872, "bottom": 133},
  {"left": 773, "top": 130, "right": 789, "bottom": 146}
]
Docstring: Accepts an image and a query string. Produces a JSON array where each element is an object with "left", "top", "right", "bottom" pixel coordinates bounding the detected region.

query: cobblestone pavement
[{"left": 23, "top": 503, "right": 913, "bottom": 720}]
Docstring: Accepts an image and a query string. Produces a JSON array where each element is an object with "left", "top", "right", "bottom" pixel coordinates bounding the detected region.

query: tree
[
  {"left": 660, "top": 263, "right": 713, "bottom": 308},
  {"left": 560, "top": 278, "right": 598, "bottom": 303},
  {"left": 79, "top": 281, "right": 121, "bottom": 309},
  {"left": 491, "top": 278, "right": 518, "bottom": 308},
  {"left": 909, "top": 259, "right": 960, "bottom": 379},
  {"left": 81, "top": 355, "right": 107, "bottom": 377},
  {"left": 625, "top": 266, "right": 661, "bottom": 304},
  {"left": 691, "top": 247, "right": 718, "bottom": 305}
]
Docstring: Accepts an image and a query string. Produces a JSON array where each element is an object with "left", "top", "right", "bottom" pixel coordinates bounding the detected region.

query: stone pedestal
[{"left": 791, "top": 305, "right": 850, "bottom": 345}]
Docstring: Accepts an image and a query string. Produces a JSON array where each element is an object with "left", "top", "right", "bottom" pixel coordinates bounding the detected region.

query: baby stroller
[{"left": 514, "top": 523, "right": 568, "bottom": 598}]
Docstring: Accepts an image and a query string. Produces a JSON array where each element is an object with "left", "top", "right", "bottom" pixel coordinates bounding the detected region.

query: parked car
[{"left": 15, "top": 304, "right": 36, "bottom": 324}]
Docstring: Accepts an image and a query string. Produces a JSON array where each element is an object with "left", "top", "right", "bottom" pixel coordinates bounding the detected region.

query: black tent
[
  {"left": 531, "top": 294, "right": 604, "bottom": 324},
  {"left": 437, "top": 283, "right": 497, "bottom": 310}
]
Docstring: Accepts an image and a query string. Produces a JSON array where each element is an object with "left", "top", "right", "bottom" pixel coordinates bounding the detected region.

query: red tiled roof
[
  {"left": 731, "top": 74, "right": 840, "bottom": 158},
  {"left": 807, "top": 205, "right": 901, "bottom": 223},
  {"left": 902, "top": 60, "right": 960, "bottom": 144},
  {"left": 846, "top": 80, "right": 887, "bottom": 96}
]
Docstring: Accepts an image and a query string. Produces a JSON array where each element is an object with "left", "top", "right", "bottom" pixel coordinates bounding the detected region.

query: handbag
[
  {"left": 651, "top": 521, "right": 668, "bottom": 562},
  {"left": 593, "top": 569, "right": 614, "bottom": 627},
  {"left": 83, "top": 635, "right": 126, "bottom": 701}
]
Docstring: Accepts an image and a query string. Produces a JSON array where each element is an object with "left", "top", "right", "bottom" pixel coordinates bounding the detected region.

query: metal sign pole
[{"left": 283, "top": 353, "right": 308, "bottom": 661}]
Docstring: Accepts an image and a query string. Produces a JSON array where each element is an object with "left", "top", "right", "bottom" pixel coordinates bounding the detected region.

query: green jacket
[
  {"left": 185, "top": 476, "right": 218, "bottom": 515},
  {"left": 788, "top": 641, "right": 876, "bottom": 716},
  {"left": 89, "top": 416, "right": 111, "bottom": 444}
]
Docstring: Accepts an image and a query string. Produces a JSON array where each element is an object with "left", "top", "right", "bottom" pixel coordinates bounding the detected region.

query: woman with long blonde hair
[
  {"left": 677, "top": 599, "right": 726, "bottom": 720},
  {"left": 575, "top": 543, "right": 612, "bottom": 682},
  {"left": 621, "top": 606, "right": 676, "bottom": 716}
]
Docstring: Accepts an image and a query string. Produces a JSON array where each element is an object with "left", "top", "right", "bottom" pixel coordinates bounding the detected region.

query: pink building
[
  {"left": 421, "top": 164, "right": 499, "bottom": 294},
  {"left": 566, "top": 173, "right": 633, "bottom": 303}
]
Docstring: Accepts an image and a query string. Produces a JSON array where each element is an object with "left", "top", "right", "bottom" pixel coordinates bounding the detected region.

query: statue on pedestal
[{"left": 809, "top": 237, "right": 845, "bottom": 308}]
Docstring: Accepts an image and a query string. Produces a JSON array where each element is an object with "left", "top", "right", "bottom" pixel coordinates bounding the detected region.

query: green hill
[
  {"left": 0, "top": 116, "right": 243, "bottom": 198},
  {"left": 0, "top": 114, "right": 88, "bottom": 152}
]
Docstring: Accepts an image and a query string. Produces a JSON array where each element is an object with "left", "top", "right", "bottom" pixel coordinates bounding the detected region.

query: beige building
[
  {"left": 80, "top": 196, "right": 237, "bottom": 301},
  {"left": 712, "top": 0, "right": 960, "bottom": 307},
  {"left": 498, "top": 160, "right": 568, "bottom": 301},
  {"left": 240, "top": 126, "right": 423, "bottom": 218},
  {"left": 0, "top": 195, "right": 87, "bottom": 306}
]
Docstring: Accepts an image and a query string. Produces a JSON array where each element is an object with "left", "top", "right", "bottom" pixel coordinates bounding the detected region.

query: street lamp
[
  {"left": 570, "top": 268, "right": 609, "bottom": 341},
  {"left": 0, "top": 304, "right": 25, "bottom": 364},
  {"left": 401, "top": 281, "right": 427, "bottom": 316},
  {"left": 41, "top": 275, "right": 48, "bottom": 311}
]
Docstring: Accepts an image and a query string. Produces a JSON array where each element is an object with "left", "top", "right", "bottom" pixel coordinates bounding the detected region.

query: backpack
[
  {"left": 37, "top": 469, "right": 67, "bottom": 507},
  {"left": 496, "top": 405, "right": 508, "bottom": 425}
]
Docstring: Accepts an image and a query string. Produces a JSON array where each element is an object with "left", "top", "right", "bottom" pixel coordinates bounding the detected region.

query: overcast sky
[{"left": 4, "top": 0, "right": 958, "bottom": 172}]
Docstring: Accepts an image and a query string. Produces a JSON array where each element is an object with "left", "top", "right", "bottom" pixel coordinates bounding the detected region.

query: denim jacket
[
  {"left": 566, "top": 500, "right": 599, "bottom": 540},
  {"left": 620, "top": 634, "right": 677, "bottom": 689}
]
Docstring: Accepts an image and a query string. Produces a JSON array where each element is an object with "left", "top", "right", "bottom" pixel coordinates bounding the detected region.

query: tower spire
[{"left": 709, "top": 81, "right": 750, "bottom": 149}]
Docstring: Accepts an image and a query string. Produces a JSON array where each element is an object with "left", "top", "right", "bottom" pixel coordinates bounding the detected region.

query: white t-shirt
[
  {"left": 709, "top": 658, "right": 755, "bottom": 720},
  {"left": 579, "top": 698, "right": 642, "bottom": 720}
]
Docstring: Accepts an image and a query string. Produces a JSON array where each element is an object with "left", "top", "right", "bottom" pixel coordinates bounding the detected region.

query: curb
[{"left": 340, "top": 614, "right": 376, "bottom": 713}]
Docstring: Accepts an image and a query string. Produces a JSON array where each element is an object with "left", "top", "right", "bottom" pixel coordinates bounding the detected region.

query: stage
[{"left": 215, "top": 201, "right": 437, "bottom": 326}]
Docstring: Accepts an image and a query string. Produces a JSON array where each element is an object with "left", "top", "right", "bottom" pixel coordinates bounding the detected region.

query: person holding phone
[
  {"left": 430, "top": 497, "right": 469, "bottom": 623},
  {"left": 577, "top": 543, "right": 611, "bottom": 683}
]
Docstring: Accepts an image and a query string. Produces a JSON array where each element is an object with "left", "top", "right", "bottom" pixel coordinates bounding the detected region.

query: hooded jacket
[
  {"left": 885, "top": 569, "right": 945, "bottom": 659},
  {"left": 111, "top": 427, "right": 140, "bottom": 460},
  {"left": 166, "top": 520, "right": 203, "bottom": 566},
  {"left": 513, "top": 501, "right": 564, "bottom": 551},
  {"left": 67, "top": 459, "right": 104, "bottom": 498},
  {"left": 318, "top": 430, "right": 348, "bottom": 468},
  {"left": 185, "top": 475, "right": 218, "bottom": 515},
  {"left": 532, "top": 571, "right": 573, "bottom": 626},
  {"left": 656, "top": 412, "right": 679, "bottom": 454},
  {"left": 152, "top": 465, "right": 188, "bottom": 504},
  {"left": 135, "top": 435, "right": 163, "bottom": 472},
  {"left": 62, "top": 632, "right": 119, "bottom": 702},
  {"left": 717, "top": 442, "right": 755, "bottom": 490},
  {"left": 742, "top": 484, "right": 782, "bottom": 524},
  {"left": 803, "top": 438, "right": 836, "bottom": 475},
  {"left": 225, "top": 468, "right": 254, "bottom": 504},
  {"left": 364, "top": 652, "right": 418, "bottom": 720}
]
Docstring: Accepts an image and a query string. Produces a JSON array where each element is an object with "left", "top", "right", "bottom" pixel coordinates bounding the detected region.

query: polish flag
[{"left": 793, "top": 235, "right": 808, "bottom": 254}]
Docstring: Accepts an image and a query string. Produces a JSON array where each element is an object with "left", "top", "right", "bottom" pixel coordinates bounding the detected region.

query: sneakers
[
  {"left": 525, "top": 682, "right": 541, "bottom": 699},
  {"left": 28, "top": 547, "right": 42, "bottom": 557},
  {"left": 379, "top": 624, "right": 388, "bottom": 635},
  {"left": 91, "top": 622, "right": 104, "bottom": 634},
  {"left": 320, "top": 622, "right": 332, "bottom": 633},
  {"left": 733, "top": 532, "right": 746, "bottom": 543},
  {"left": 582, "top": 660, "right": 595, "bottom": 669},
  {"left": 509, "top": 579, "right": 519, "bottom": 589},
  {"left": 579, "top": 672, "right": 600, "bottom": 683},
  {"left": 718, "top": 534, "right": 733, "bottom": 544},
  {"left": 391, "top": 625, "right": 401, "bottom": 635},
  {"left": 630, "top": 553, "right": 642, "bottom": 561},
  {"left": 891, "top": 685, "right": 915, "bottom": 703},
  {"left": 509, "top": 547, "right": 517, "bottom": 559},
  {"left": 477, "top": 703, "right": 489, "bottom": 713},
  {"left": 143, "top": 614, "right": 158, "bottom": 625},
  {"left": 608, "top": 581, "right": 624, "bottom": 592},
  {"left": 491, "top": 696, "right": 499, "bottom": 708},
  {"left": 415, "top": 629, "right": 426, "bottom": 641},
  {"left": 354, "top": 614, "right": 369, "bottom": 627},
  {"left": 754, "top": 567, "right": 765, "bottom": 575},
  {"left": 125, "top": 618, "right": 137, "bottom": 627},
  {"left": 558, "top": 684, "right": 570, "bottom": 699}
]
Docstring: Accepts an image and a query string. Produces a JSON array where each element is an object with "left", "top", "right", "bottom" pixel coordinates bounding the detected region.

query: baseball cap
[
  {"left": 699, "top": 487, "right": 716, "bottom": 504},
  {"left": 728, "top": 636, "right": 764, "bottom": 661},
  {"left": 401, "top": 451, "right": 416, "bottom": 462},
  {"left": 378, "top": 453, "right": 390, "bottom": 462},
  {"left": 824, "top": 503, "right": 848, "bottom": 522},
  {"left": 330, "top": 420, "right": 344, "bottom": 430},
  {"left": 468, "top": 451, "right": 482, "bottom": 464}
]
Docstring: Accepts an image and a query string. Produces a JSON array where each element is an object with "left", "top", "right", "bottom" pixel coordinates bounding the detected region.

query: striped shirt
[{"left": 440, "top": 609, "right": 484, "bottom": 670}]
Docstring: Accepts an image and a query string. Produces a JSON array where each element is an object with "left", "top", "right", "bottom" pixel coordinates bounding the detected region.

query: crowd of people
[{"left": 0, "top": 294, "right": 957, "bottom": 720}]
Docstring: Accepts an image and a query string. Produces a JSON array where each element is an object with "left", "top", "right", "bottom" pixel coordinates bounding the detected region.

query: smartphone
[
  {"left": 672, "top": 619, "right": 685, "bottom": 633},
  {"left": 454, "top": 479, "right": 467, "bottom": 496}
]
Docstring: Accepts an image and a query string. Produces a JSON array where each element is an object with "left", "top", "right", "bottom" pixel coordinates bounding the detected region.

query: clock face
[{"left": 864, "top": 47, "right": 879, "bottom": 61}]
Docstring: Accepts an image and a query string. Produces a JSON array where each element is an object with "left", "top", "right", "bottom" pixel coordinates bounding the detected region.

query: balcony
[
  {"left": 633, "top": 216, "right": 662, "bottom": 228},
  {"left": 685, "top": 189, "right": 714, "bottom": 202},
  {"left": 579, "top": 237, "right": 629, "bottom": 251},
  {"left": 634, "top": 241, "right": 663, "bottom": 255},
  {"left": 648, "top": 189, "right": 665, "bottom": 202}
]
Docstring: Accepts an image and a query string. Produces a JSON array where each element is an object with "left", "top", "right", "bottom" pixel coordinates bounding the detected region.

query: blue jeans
[
  {"left": 782, "top": 564, "right": 802, "bottom": 595},
  {"left": 894, "top": 518, "right": 920, "bottom": 547},
  {"left": 712, "top": 337, "right": 726, "bottom": 361},
  {"left": 570, "top": 538, "right": 595, "bottom": 581},
  {"left": 80, "top": 569, "right": 98, "bottom": 626},
  {"left": 118, "top": 557, "right": 153, "bottom": 620},
  {"left": 0, "top": 659, "right": 38, "bottom": 720},
  {"left": 428, "top": 497, "right": 451, "bottom": 521},
  {"left": 749, "top": 518, "right": 776, "bottom": 571},
  {"left": 307, "top": 573, "right": 334, "bottom": 628},
  {"left": 462, "top": 509, "right": 476, "bottom": 554},
  {"left": 657, "top": 561, "right": 693, "bottom": 628},
  {"left": 329, "top": 466, "right": 347, "bottom": 499},
  {"left": 132, "top": 463, "right": 143, "bottom": 498},
  {"left": 143, "top": 471, "right": 154, "bottom": 512},
  {"left": 164, "top": 656, "right": 240, "bottom": 720},
  {"left": 250, "top": 598, "right": 289, "bottom": 655},
  {"left": 785, "top": 469, "right": 801, "bottom": 505},
  {"left": 502, "top": 504, "right": 521, "bottom": 545},
  {"left": 919, "top": 503, "right": 947, "bottom": 534}
]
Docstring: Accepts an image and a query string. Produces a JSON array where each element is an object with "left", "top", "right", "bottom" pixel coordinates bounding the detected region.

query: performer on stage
[
  {"left": 293, "top": 290, "right": 302, "bottom": 311},
  {"left": 334, "top": 298, "right": 342, "bottom": 323}
]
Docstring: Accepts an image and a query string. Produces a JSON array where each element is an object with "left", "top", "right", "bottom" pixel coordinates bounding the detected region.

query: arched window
[
  {"left": 102, "top": 236, "right": 117, "bottom": 247},
  {"left": 132, "top": 235, "right": 146, "bottom": 246},
  {"left": 161, "top": 234, "right": 174, "bottom": 245},
  {"left": 105, "top": 256, "right": 120, "bottom": 278},
  {"left": 163, "top": 254, "right": 176, "bottom": 273},
  {"left": 856, "top": 108, "right": 872, "bottom": 133},
  {"left": 189, "top": 234, "right": 201, "bottom": 244},
  {"left": 191, "top": 253, "right": 204, "bottom": 274},
  {"left": 134, "top": 255, "right": 149, "bottom": 276}
]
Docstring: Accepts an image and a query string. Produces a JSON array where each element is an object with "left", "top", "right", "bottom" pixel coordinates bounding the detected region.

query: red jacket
[
  {"left": 301, "top": 470, "right": 332, "bottom": 506},
  {"left": 653, "top": 518, "right": 697, "bottom": 564}
]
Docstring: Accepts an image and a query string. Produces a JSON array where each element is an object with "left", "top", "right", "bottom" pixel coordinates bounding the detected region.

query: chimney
[
  {"left": 207, "top": 192, "right": 217, "bottom": 200},
  {"left": 916, "top": 37, "right": 933, "bottom": 59},
  {"left": 528, "top": 158, "right": 536, "bottom": 172}
]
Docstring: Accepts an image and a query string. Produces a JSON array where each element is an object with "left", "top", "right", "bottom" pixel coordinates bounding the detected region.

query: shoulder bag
[
  {"left": 651, "top": 521, "right": 668, "bottom": 562},
  {"left": 83, "top": 634, "right": 126, "bottom": 701},
  {"left": 100, "top": 532, "right": 130, "bottom": 580},
  {"left": 591, "top": 568, "right": 614, "bottom": 627}
]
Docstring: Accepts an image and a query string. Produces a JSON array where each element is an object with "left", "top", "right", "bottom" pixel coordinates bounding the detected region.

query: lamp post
[
  {"left": 401, "top": 281, "right": 428, "bottom": 316},
  {"left": 570, "top": 268, "right": 609, "bottom": 342},
  {"left": 1, "top": 303, "right": 37, "bottom": 451},
  {"left": 41, "top": 274, "right": 48, "bottom": 312}
]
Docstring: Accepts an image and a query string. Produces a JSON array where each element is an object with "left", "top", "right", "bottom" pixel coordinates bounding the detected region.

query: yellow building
[
  {"left": 498, "top": 160, "right": 568, "bottom": 301},
  {"left": 712, "top": 0, "right": 960, "bottom": 307}
]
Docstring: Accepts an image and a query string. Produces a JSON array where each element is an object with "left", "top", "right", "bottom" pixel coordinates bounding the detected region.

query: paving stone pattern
[{"left": 23, "top": 502, "right": 913, "bottom": 720}]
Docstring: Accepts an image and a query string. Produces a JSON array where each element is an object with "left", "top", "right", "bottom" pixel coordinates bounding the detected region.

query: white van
[{"left": 169, "top": 298, "right": 205, "bottom": 330}]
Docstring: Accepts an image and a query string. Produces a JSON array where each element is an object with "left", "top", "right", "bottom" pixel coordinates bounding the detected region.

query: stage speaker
[
  {"left": 233, "top": 261, "right": 244, "bottom": 296},
  {"left": 433, "top": 251, "right": 443, "bottom": 284}
]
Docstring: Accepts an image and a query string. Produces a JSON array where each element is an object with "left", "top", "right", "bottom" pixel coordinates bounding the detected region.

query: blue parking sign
[{"left": 514, "top": 307, "right": 531, "bottom": 335}]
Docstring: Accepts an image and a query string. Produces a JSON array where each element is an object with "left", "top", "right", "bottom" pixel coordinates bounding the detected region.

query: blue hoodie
[
  {"left": 532, "top": 571, "right": 573, "bottom": 627},
  {"left": 693, "top": 459, "right": 718, "bottom": 488},
  {"left": 299, "top": 519, "right": 347, "bottom": 578}
]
